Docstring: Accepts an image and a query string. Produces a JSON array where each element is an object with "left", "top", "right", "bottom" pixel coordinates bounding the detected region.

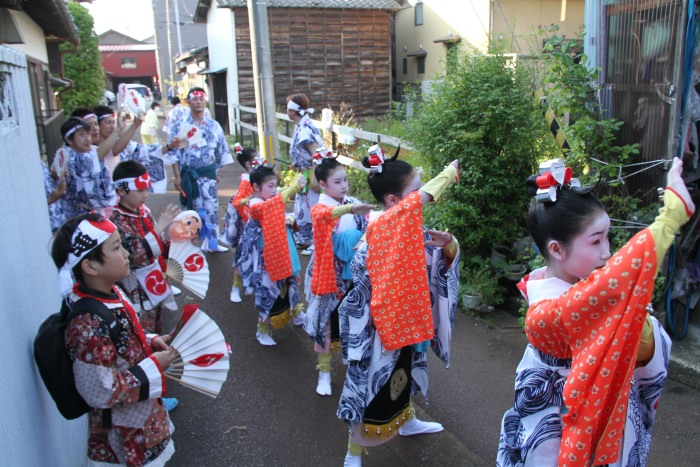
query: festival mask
[{"left": 169, "top": 210, "right": 203, "bottom": 241}]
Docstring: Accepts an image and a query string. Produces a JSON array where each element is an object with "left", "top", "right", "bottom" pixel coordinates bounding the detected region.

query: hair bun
[
  {"left": 361, "top": 156, "right": 372, "bottom": 169},
  {"left": 526, "top": 174, "right": 540, "bottom": 197}
]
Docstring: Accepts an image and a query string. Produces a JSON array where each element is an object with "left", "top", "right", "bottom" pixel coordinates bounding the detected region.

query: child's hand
[
  {"left": 117, "top": 111, "right": 126, "bottom": 131},
  {"left": 351, "top": 203, "right": 377, "bottom": 216},
  {"left": 151, "top": 335, "right": 171, "bottom": 351},
  {"left": 157, "top": 204, "right": 181, "bottom": 235},
  {"left": 152, "top": 347, "right": 177, "bottom": 371},
  {"left": 667, "top": 157, "right": 695, "bottom": 214},
  {"left": 449, "top": 159, "right": 460, "bottom": 182},
  {"left": 297, "top": 174, "right": 307, "bottom": 188},
  {"left": 425, "top": 229, "right": 454, "bottom": 248}
]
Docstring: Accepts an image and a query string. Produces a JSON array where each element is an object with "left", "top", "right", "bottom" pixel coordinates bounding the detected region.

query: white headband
[
  {"left": 113, "top": 173, "right": 152, "bottom": 192},
  {"left": 58, "top": 219, "right": 117, "bottom": 296},
  {"left": 287, "top": 100, "right": 314, "bottom": 116},
  {"left": 83, "top": 113, "right": 97, "bottom": 121},
  {"left": 98, "top": 113, "right": 115, "bottom": 121}
]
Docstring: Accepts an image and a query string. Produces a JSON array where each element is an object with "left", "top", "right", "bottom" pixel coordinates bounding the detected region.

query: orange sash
[
  {"left": 232, "top": 178, "right": 253, "bottom": 222},
  {"left": 311, "top": 204, "right": 338, "bottom": 295},
  {"left": 525, "top": 229, "right": 658, "bottom": 466},
  {"left": 366, "top": 192, "right": 433, "bottom": 351},
  {"left": 249, "top": 194, "right": 292, "bottom": 282}
]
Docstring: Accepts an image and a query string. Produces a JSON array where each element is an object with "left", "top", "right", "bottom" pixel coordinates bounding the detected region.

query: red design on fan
[
  {"left": 189, "top": 353, "right": 224, "bottom": 367},
  {"left": 184, "top": 253, "right": 204, "bottom": 272},
  {"left": 135, "top": 174, "right": 150, "bottom": 190},
  {"left": 145, "top": 269, "right": 168, "bottom": 295},
  {"left": 187, "top": 127, "right": 197, "bottom": 139}
]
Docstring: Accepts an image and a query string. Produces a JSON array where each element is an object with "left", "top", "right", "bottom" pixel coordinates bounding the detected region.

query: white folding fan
[
  {"left": 166, "top": 241, "right": 210, "bottom": 298},
  {"left": 165, "top": 306, "right": 230, "bottom": 398}
]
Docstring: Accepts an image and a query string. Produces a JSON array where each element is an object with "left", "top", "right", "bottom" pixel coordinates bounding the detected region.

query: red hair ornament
[{"left": 535, "top": 158, "right": 579, "bottom": 203}]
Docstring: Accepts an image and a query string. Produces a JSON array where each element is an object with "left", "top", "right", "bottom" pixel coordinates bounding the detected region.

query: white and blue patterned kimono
[
  {"left": 236, "top": 198, "right": 301, "bottom": 325},
  {"left": 41, "top": 161, "right": 67, "bottom": 232},
  {"left": 63, "top": 146, "right": 116, "bottom": 219},
  {"left": 303, "top": 194, "right": 368, "bottom": 350},
  {"left": 169, "top": 113, "right": 233, "bottom": 237},
  {"left": 119, "top": 141, "right": 173, "bottom": 194},
  {"left": 497, "top": 272, "right": 672, "bottom": 467},
  {"left": 337, "top": 226, "right": 460, "bottom": 446},
  {"left": 289, "top": 114, "right": 323, "bottom": 245}
]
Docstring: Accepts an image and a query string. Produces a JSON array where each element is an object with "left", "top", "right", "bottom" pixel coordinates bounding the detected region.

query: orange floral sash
[
  {"left": 311, "top": 204, "right": 338, "bottom": 295},
  {"left": 366, "top": 192, "right": 433, "bottom": 351},
  {"left": 525, "top": 229, "right": 658, "bottom": 466},
  {"left": 249, "top": 194, "right": 292, "bottom": 282},
  {"left": 232, "top": 178, "right": 253, "bottom": 222}
]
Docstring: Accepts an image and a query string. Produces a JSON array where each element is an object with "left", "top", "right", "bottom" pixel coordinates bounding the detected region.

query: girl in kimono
[
  {"left": 221, "top": 144, "right": 257, "bottom": 303},
  {"left": 286, "top": 93, "right": 323, "bottom": 251},
  {"left": 303, "top": 152, "right": 375, "bottom": 396},
  {"left": 497, "top": 157, "right": 694, "bottom": 467},
  {"left": 337, "top": 150, "right": 461, "bottom": 467},
  {"left": 237, "top": 165, "right": 306, "bottom": 346},
  {"left": 52, "top": 213, "right": 177, "bottom": 466}
]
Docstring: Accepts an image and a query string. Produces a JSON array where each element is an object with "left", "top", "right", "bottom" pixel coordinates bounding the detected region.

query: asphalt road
[{"left": 143, "top": 161, "right": 700, "bottom": 467}]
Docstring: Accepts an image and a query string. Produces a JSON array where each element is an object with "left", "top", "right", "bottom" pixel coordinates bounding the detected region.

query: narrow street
[{"left": 146, "top": 162, "right": 700, "bottom": 466}]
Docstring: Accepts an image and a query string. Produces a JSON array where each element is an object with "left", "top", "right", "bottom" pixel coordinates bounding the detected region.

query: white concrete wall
[
  {"left": 0, "top": 46, "right": 87, "bottom": 466},
  {"left": 6, "top": 9, "right": 48, "bottom": 63},
  {"left": 206, "top": 5, "right": 239, "bottom": 135}
]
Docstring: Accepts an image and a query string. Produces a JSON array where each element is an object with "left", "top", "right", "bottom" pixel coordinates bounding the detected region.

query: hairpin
[
  {"left": 367, "top": 144, "right": 386, "bottom": 173},
  {"left": 535, "top": 158, "right": 580, "bottom": 203},
  {"left": 312, "top": 147, "right": 333, "bottom": 165}
]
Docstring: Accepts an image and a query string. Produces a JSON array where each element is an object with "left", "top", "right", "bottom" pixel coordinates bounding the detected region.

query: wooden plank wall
[{"left": 233, "top": 8, "right": 392, "bottom": 124}]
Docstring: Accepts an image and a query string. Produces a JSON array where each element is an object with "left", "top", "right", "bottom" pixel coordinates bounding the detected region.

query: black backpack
[{"left": 34, "top": 297, "right": 121, "bottom": 420}]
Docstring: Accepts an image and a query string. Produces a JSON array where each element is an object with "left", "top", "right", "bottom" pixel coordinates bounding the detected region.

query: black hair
[
  {"left": 150, "top": 102, "right": 160, "bottom": 110},
  {"left": 93, "top": 105, "right": 113, "bottom": 121},
  {"left": 171, "top": 96, "right": 181, "bottom": 105},
  {"left": 314, "top": 158, "right": 344, "bottom": 183},
  {"left": 52, "top": 213, "right": 107, "bottom": 284},
  {"left": 525, "top": 175, "right": 605, "bottom": 260},
  {"left": 113, "top": 160, "right": 147, "bottom": 182},
  {"left": 71, "top": 107, "right": 94, "bottom": 119},
  {"left": 361, "top": 147, "right": 415, "bottom": 204},
  {"left": 237, "top": 148, "right": 258, "bottom": 169},
  {"left": 250, "top": 166, "right": 277, "bottom": 189},
  {"left": 60, "top": 117, "right": 90, "bottom": 142}
]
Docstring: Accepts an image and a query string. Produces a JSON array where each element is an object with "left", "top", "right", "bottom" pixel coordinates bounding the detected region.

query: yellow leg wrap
[
  {"left": 257, "top": 321, "right": 271, "bottom": 335},
  {"left": 292, "top": 303, "right": 305, "bottom": 317},
  {"left": 316, "top": 352, "right": 332, "bottom": 372},
  {"left": 348, "top": 439, "right": 362, "bottom": 456},
  {"left": 233, "top": 271, "right": 242, "bottom": 288}
]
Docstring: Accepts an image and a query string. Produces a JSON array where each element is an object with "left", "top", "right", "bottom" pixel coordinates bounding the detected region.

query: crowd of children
[{"left": 41, "top": 90, "right": 694, "bottom": 467}]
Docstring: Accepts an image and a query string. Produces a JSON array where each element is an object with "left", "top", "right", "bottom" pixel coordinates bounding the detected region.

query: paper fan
[
  {"left": 125, "top": 89, "right": 146, "bottom": 116},
  {"left": 166, "top": 241, "right": 209, "bottom": 298},
  {"left": 179, "top": 123, "right": 204, "bottom": 147},
  {"left": 165, "top": 307, "right": 230, "bottom": 398}
]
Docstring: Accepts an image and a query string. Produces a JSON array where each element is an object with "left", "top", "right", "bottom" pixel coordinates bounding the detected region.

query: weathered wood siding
[{"left": 234, "top": 7, "right": 392, "bottom": 123}]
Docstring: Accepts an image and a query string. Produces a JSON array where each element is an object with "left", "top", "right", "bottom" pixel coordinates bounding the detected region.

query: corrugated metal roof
[
  {"left": 99, "top": 44, "right": 157, "bottom": 52},
  {"left": 216, "top": 0, "right": 401, "bottom": 9}
]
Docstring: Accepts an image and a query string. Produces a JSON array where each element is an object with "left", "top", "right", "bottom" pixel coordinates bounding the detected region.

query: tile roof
[{"left": 217, "top": 0, "right": 401, "bottom": 9}]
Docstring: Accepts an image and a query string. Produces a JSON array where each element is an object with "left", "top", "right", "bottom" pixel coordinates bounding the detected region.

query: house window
[
  {"left": 417, "top": 56, "right": 426, "bottom": 74},
  {"left": 403, "top": 58, "right": 408, "bottom": 75},
  {"left": 415, "top": 1, "right": 424, "bottom": 26},
  {"left": 121, "top": 57, "right": 137, "bottom": 69}
]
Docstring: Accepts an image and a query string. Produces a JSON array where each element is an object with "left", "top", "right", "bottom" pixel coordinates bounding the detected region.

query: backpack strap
[{"left": 64, "top": 297, "right": 121, "bottom": 429}]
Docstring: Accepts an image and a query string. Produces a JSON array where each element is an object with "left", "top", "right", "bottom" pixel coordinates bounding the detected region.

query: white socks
[
  {"left": 256, "top": 331, "right": 276, "bottom": 346},
  {"left": 343, "top": 452, "right": 361, "bottom": 467},
  {"left": 316, "top": 371, "right": 331, "bottom": 396},
  {"left": 230, "top": 286, "right": 242, "bottom": 303},
  {"left": 398, "top": 417, "right": 444, "bottom": 436}
]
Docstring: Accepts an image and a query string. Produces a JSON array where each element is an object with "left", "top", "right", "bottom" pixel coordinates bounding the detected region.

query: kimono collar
[{"left": 517, "top": 266, "right": 572, "bottom": 304}]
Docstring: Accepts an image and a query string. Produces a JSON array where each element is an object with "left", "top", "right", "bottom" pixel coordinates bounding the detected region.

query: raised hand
[
  {"left": 667, "top": 157, "right": 695, "bottom": 214},
  {"left": 425, "top": 229, "right": 454, "bottom": 248},
  {"left": 351, "top": 203, "right": 377, "bottom": 216},
  {"left": 297, "top": 174, "right": 307, "bottom": 189}
]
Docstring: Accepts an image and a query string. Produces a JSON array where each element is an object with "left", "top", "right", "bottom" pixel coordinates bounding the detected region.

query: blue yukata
[
  {"left": 62, "top": 146, "right": 116, "bottom": 219},
  {"left": 289, "top": 114, "right": 323, "bottom": 245},
  {"left": 169, "top": 113, "right": 233, "bottom": 243},
  {"left": 41, "top": 160, "right": 67, "bottom": 232}
]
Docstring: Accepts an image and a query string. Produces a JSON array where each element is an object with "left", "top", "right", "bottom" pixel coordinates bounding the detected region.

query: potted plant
[{"left": 460, "top": 263, "right": 504, "bottom": 312}]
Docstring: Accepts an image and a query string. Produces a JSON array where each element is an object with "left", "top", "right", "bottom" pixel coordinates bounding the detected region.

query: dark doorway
[{"left": 210, "top": 71, "right": 229, "bottom": 134}]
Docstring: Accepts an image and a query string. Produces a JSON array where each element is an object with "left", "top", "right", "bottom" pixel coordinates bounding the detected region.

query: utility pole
[
  {"left": 151, "top": 0, "right": 165, "bottom": 104},
  {"left": 173, "top": 0, "right": 183, "bottom": 54},
  {"left": 247, "top": 0, "right": 279, "bottom": 164},
  {"left": 165, "top": 0, "right": 175, "bottom": 97}
]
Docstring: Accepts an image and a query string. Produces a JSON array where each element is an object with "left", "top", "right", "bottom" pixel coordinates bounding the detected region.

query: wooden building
[{"left": 195, "top": 0, "right": 401, "bottom": 130}]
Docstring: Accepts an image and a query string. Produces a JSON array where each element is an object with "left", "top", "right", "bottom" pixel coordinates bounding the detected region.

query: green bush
[
  {"left": 60, "top": 3, "right": 106, "bottom": 114},
  {"left": 406, "top": 51, "right": 549, "bottom": 258}
]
